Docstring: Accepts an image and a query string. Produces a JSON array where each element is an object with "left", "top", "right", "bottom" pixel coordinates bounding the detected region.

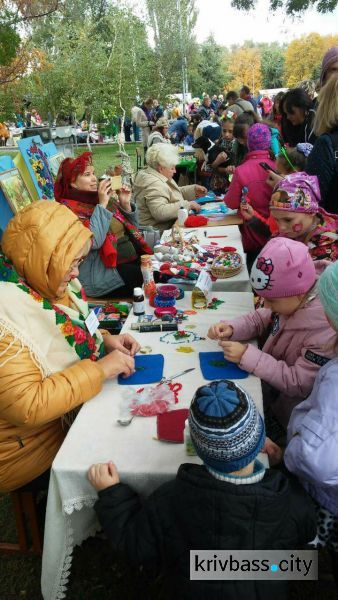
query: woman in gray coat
[{"left": 55, "top": 152, "right": 153, "bottom": 298}]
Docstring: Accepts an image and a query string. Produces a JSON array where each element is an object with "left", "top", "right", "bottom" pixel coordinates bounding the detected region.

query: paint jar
[
  {"left": 184, "top": 419, "right": 196, "bottom": 456},
  {"left": 133, "top": 287, "right": 145, "bottom": 316}
]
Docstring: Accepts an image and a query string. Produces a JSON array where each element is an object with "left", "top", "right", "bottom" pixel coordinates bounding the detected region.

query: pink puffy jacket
[
  {"left": 226, "top": 286, "right": 337, "bottom": 429},
  {"left": 225, "top": 150, "right": 276, "bottom": 252}
]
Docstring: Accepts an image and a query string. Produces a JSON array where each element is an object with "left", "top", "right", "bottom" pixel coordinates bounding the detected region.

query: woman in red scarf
[{"left": 54, "top": 152, "right": 153, "bottom": 298}]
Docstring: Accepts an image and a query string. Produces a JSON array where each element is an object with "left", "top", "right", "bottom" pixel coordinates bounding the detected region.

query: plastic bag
[{"left": 120, "top": 382, "right": 180, "bottom": 418}]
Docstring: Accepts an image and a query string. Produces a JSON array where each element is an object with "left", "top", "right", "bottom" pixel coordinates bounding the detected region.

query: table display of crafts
[
  {"left": 116, "top": 283, "right": 248, "bottom": 441},
  {"left": 152, "top": 230, "right": 241, "bottom": 284},
  {"left": 192, "top": 191, "right": 238, "bottom": 221}
]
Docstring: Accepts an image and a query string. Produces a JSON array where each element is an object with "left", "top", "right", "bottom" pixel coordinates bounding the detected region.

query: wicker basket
[{"left": 210, "top": 252, "right": 243, "bottom": 279}]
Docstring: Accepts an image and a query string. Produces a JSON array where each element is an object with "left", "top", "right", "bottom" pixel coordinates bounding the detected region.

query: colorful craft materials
[
  {"left": 156, "top": 284, "right": 180, "bottom": 299},
  {"left": 118, "top": 354, "right": 164, "bottom": 385},
  {"left": 199, "top": 351, "right": 249, "bottom": 380},
  {"left": 184, "top": 310, "right": 197, "bottom": 315},
  {"left": 210, "top": 252, "right": 243, "bottom": 279},
  {"left": 160, "top": 330, "right": 205, "bottom": 344},
  {"left": 154, "top": 306, "right": 177, "bottom": 318},
  {"left": 157, "top": 408, "right": 189, "bottom": 442},
  {"left": 207, "top": 297, "right": 225, "bottom": 310},
  {"left": 153, "top": 295, "right": 176, "bottom": 308}
]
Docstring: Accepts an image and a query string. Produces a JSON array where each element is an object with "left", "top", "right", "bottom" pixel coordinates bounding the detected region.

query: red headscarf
[
  {"left": 54, "top": 152, "right": 94, "bottom": 202},
  {"left": 54, "top": 152, "right": 153, "bottom": 268}
]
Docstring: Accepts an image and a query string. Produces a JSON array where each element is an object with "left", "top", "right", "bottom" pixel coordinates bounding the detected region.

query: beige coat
[
  {"left": 132, "top": 106, "right": 152, "bottom": 146},
  {"left": 133, "top": 167, "right": 196, "bottom": 232}
]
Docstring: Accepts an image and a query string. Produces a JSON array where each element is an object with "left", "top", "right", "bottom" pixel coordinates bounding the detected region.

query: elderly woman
[
  {"left": 147, "top": 117, "right": 170, "bottom": 147},
  {"left": 0, "top": 202, "right": 139, "bottom": 493},
  {"left": 55, "top": 152, "right": 152, "bottom": 298},
  {"left": 133, "top": 144, "right": 206, "bottom": 232}
]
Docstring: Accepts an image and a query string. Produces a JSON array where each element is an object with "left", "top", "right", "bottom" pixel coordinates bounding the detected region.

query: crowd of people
[{"left": 0, "top": 44, "right": 337, "bottom": 599}]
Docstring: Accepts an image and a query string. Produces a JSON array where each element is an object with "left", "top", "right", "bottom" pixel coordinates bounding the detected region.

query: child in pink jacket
[
  {"left": 224, "top": 123, "right": 276, "bottom": 270},
  {"left": 208, "top": 237, "right": 337, "bottom": 436}
]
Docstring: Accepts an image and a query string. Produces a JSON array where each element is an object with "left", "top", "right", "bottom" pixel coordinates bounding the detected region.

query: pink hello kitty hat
[{"left": 250, "top": 237, "right": 316, "bottom": 298}]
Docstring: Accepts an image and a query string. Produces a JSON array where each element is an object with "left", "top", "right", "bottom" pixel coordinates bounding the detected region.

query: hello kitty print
[{"left": 250, "top": 256, "right": 274, "bottom": 291}]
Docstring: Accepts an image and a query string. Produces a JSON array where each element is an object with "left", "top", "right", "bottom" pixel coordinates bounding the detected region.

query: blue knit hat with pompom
[{"left": 189, "top": 380, "right": 265, "bottom": 475}]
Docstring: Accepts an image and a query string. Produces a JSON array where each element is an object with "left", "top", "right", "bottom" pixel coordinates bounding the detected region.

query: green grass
[{"left": 75, "top": 142, "right": 140, "bottom": 178}]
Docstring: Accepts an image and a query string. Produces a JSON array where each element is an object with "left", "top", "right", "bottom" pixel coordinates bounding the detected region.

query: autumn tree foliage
[{"left": 284, "top": 33, "right": 338, "bottom": 86}]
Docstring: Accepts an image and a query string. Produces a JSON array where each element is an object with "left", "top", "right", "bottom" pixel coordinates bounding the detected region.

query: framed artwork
[
  {"left": 0, "top": 168, "right": 34, "bottom": 214},
  {"left": 48, "top": 152, "right": 65, "bottom": 181},
  {"left": 17, "top": 136, "right": 54, "bottom": 200}
]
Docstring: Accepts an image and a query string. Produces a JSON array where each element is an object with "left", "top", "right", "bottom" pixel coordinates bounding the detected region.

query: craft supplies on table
[
  {"left": 210, "top": 252, "right": 243, "bottom": 279},
  {"left": 199, "top": 352, "right": 249, "bottom": 380},
  {"left": 42, "top": 291, "right": 265, "bottom": 600},
  {"left": 159, "top": 225, "right": 250, "bottom": 292}
]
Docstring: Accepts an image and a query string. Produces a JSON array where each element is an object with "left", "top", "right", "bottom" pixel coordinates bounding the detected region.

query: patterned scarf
[{"left": 0, "top": 253, "right": 105, "bottom": 363}]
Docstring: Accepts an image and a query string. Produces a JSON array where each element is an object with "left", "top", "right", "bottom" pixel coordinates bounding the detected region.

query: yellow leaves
[
  {"left": 226, "top": 47, "right": 262, "bottom": 92},
  {"left": 285, "top": 33, "right": 338, "bottom": 87}
]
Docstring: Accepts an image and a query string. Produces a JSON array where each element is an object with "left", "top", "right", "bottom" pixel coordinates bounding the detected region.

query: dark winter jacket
[
  {"left": 281, "top": 109, "right": 316, "bottom": 146},
  {"left": 94, "top": 463, "right": 316, "bottom": 600},
  {"left": 307, "top": 127, "right": 338, "bottom": 214}
]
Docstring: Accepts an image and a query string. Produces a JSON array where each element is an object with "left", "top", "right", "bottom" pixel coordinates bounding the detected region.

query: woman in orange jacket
[{"left": 0, "top": 202, "right": 139, "bottom": 493}]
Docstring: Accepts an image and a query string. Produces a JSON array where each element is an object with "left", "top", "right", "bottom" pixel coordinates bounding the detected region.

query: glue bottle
[
  {"left": 178, "top": 204, "right": 188, "bottom": 227},
  {"left": 133, "top": 287, "right": 145, "bottom": 316},
  {"left": 184, "top": 419, "right": 196, "bottom": 456}
]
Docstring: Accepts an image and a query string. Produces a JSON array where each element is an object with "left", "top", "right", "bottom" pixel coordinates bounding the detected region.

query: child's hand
[
  {"left": 240, "top": 204, "right": 254, "bottom": 221},
  {"left": 225, "top": 165, "right": 235, "bottom": 175},
  {"left": 262, "top": 437, "right": 284, "bottom": 466},
  {"left": 219, "top": 341, "right": 247, "bottom": 363},
  {"left": 208, "top": 322, "right": 233, "bottom": 340},
  {"left": 88, "top": 461, "right": 120, "bottom": 491}
]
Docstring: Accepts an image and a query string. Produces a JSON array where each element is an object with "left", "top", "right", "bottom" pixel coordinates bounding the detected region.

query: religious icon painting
[
  {"left": 17, "top": 135, "right": 54, "bottom": 200},
  {"left": 0, "top": 168, "right": 34, "bottom": 214}
]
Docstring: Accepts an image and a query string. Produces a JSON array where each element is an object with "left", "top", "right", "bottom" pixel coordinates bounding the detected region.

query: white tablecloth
[
  {"left": 160, "top": 225, "right": 251, "bottom": 292},
  {"left": 41, "top": 292, "right": 263, "bottom": 600}
]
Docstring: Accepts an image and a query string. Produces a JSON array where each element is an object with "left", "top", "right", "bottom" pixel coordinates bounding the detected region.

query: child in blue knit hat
[{"left": 88, "top": 380, "right": 315, "bottom": 600}]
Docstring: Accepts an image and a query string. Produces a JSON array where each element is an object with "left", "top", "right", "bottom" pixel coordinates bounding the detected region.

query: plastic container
[
  {"left": 133, "top": 287, "right": 145, "bottom": 316},
  {"left": 184, "top": 419, "right": 196, "bottom": 456},
  {"left": 140, "top": 255, "right": 157, "bottom": 298},
  {"left": 178, "top": 206, "right": 188, "bottom": 227}
]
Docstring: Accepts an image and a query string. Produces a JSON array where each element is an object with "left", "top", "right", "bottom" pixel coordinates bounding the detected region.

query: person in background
[
  {"left": 55, "top": 152, "right": 152, "bottom": 298},
  {"left": 208, "top": 237, "right": 337, "bottom": 439},
  {"left": 231, "top": 112, "right": 256, "bottom": 166},
  {"left": 133, "top": 98, "right": 154, "bottom": 157},
  {"left": 210, "top": 94, "right": 220, "bottom": 111},
  {"left": 30, "top": 108, "right": 42, "bottom": 126},
  {"left": 152, "top": 99, "right": 164, "bottom": 121},
  {"left": 264, "top": 260, "right": 338, "bottom": 583},
  {"left": 168, "top": 115, "right": 189, "bottom": 144},
  {"left": 183, "top": 123, "right": 194, "bottom": 146},
  {"left": 269, "top": 91, "right": 285, "bottom": 132},
  {"left": 0, "top": 202, "right": 138, "bottom": 494},
  {"left": 224, "top": 91, "right": 254, "bottom": 117},
  {"left": 171, "top": 103, "right": 181, "bottom": 119},
  {"left": 319, "top": 46, "right": 338, "bottom": 87},
  {"left": 88, "top": 379, "right": 316, "bottom": 600},
  {"left": 147, "top": 117, "right": 170, "bottom": 147},
  {"left": 133, "top": 144, "right": 205, "bottom": 233},
  {"left": 131, "top": 103, "right": 141, "bottom": 142},
  {"left": 240, "top": 85, "right": 258, "bottom": 113},
  {"left": 259, "top": 94, "right": 273, "bottom": 118},
  {"left": 225, "top": 123, "right": 276, "bottom": 268},
  {"left": 0, "top": 121, "right": 10, "bottom": 146},
  {"left": 307, "top": 74, "right": 338, "bottom": 214},
  {"left": 198, "top": 96, "right": 212, "bottom": 120},
  {"left": 208, "top": 116, "right": 236, "bottom": 194},
  {"left": 280, "top": 89, "right": 316, "bottom": 146}
]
